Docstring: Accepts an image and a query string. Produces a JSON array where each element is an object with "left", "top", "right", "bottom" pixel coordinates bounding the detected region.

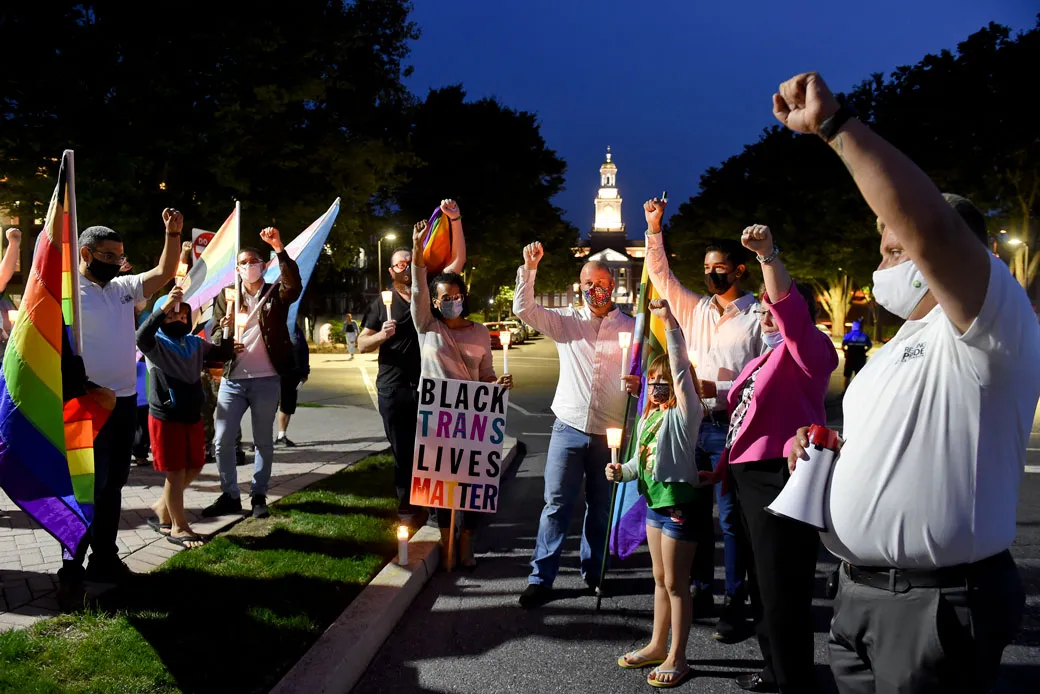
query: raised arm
[
  {"left": 259, "top": 227, "right": 302, "bottom": 304},
  {"left": 439, "top": 199, "right": 468, "bottom": 274},
  {"left": 410, "top": 220, "right": 436, "bottom": 333},
  {"left": 141, "top": 209, "right": 184, "bottom": 297},
  {"left": 0, "top": 228, "right": 22, "bottom": 292},
  {"left": 650, "top": 299, "right": 703, "bottom": 431},
  {"left": 136, "top": 295, "right": 171, "bottom": 354},
  {"left": 512, "top": 241, "right": 567, "bottom": 340},
  {"left": 644, "top": 199, "right": 704, "bottom": 332},
  {"left": 773, "top": 72, "right": 990, "bottom": 333}
]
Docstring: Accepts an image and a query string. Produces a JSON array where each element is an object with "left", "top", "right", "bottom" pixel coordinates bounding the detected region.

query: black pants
[
  {"left": 61, "top": 395, "right": 137, "bottom": 577},
  {"left": 731, "top": 459, "right": 820, "bottom": 693},
  {"left": 829, "top": 550, "right": 1024, "bottom": 694},
  {"left": 377, "top": 384, "right": 419, "bottom": 513},
  {"left": 131, "top": 404, "right": 150, "bottom": 460},
  {"left": 436, "top": 508, "right": 481, "bottom": 532}
]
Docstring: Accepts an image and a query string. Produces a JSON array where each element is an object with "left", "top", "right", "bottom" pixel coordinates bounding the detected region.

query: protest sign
[
  {"left": 191, "top": 227, "right": 215, "bottom": 260},
  {"left": 410, "top": 377, "right": 509, "bottom": 514}
]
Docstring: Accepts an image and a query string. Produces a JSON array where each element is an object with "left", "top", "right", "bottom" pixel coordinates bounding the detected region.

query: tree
[
  {"left": 394, "top": 85, "right": 578, "bottom": 307},
  {"left": 0, "top": 1, "right": 418, "bottom": 272}
]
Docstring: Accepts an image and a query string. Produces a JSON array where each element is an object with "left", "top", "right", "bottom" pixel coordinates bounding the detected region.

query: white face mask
[
  {"left": 238, "top": 263, "right": 263, "bottom": 284},
  {"left": 872, "top": 260, "right": 928, "bottom": 320},
  {"left": 763, "top": 330, "right": 785, "bottom": 349}
]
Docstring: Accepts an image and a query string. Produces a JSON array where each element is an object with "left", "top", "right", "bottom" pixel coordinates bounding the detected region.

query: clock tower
[{"left": 592, "top": 146, "right": 623, "bottom": 232}]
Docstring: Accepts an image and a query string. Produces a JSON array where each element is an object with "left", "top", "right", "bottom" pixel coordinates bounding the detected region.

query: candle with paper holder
[
  {"left": 618, "top": 331, "right": 632, "bottom": 391},
  {"left": 397, "top": 524, "right": 409, "bottom": 565},
  {"left": 173, "top": 261, "right": 189, "bottom": 312},
  {"left": 499, "top": 328, "right": 511, "bottom": 374},
  {"left": 223, "top": 288, "right": 237, "bottom": 338}
]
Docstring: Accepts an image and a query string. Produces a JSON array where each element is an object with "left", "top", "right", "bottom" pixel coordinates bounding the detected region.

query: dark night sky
[{"left": 404, "top": 0, "right": 1037, "bottom": 238}]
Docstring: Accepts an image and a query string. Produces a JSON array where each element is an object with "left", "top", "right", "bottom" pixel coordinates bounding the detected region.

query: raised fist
[
  {"left": 773, "top": 72, "right": 840, "bottom": 136},
  {"left": 522, "top": 242, "right": 544, "bottom": 270},
  {"left": 259, "top": 227, "right": 284, "bottom": 253},
  {"left": 162, "top": 208, "right": 184, "bottom": 235},
  {"left": 741, "top": 224, "right": 774, "bottom": 257},
  {"left": 644, "top": 199, "right": 666, "bottom": 234},
  {"left": 413, "top": 220, "right": 428, "bottom": 248},
  {"left": 648, "top": 298, "right": 672, "bottom": 320},
  {"left": 5, "top": 228, "right": 21, "bottom": 245},
  {"left": 440, "top": 199, "right": 460, "bottom": 220},
  {"left": 166, "top": 285, "right": 185, "bottom": 310},
  {"left": 182, "top": 241, "right": 193, "bottom": 253}
]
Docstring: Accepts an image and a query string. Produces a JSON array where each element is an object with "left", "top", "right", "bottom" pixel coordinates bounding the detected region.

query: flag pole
[
  {"left": 233, "top": 200, "right": 241, "bottom": 342},
  {"left": 65, "top": 150, "right": 83, "bottom": 355}
]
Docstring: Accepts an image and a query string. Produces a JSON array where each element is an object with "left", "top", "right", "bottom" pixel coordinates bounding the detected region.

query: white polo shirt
[
  {"left": 79, "top": 273, "right": 145, "bottom": 397},
  {"left": 824, "top": 255, "right": 1040, "bottom": 568}
]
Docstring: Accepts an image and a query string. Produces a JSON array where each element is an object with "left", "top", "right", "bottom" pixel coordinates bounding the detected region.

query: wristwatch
[
  {"left": 757, "top": 245, "right": 780, "bottom": 264},
  {"left": 818, "top": 104, "right": 856, "bottom": 142}
]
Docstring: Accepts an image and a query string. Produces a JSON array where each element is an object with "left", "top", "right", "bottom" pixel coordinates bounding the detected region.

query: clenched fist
[
  {"left": 5, "top": 227, "right": 22, "bottom": 245},
  {"left": 440, "top": 199, "right": 460, "bottom": 220},
  {"left": 162, "top": 208, "right": 184, "bottom": 235},
  {"left": 773, "top": 72, "right": 841, "bottom": 137},
  {"left": 741, "top": 225, "right": 774, "bottom": 257},
  {"left": 644, "top": 199, "right": 666, "bottom": 234},
  {"left": 522, "top": 242, "right": 544, "bottom": 270},
  {"left": 259, "top": 227, "right": 284, "bottom": 253}
]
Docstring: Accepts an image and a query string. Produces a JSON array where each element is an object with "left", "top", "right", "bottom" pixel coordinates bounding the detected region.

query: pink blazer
[{"left": 725, "top": 287, "right": 838, "bottom": 465}]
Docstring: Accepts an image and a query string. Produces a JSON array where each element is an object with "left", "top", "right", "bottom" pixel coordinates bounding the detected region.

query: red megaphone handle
[{"left": 808, "top": 424, "right": 841, "bottom": 451}]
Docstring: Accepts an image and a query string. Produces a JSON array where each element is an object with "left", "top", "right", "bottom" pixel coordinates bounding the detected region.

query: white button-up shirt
[
  {"left": 79, "top": 273, "right": 144, "bottom": 397},
  {"left": 645, "top": 232, "right": 766, "bottom": 411},
  {"left": 513, "top": 266, "right": 634, "bottom": 435}
]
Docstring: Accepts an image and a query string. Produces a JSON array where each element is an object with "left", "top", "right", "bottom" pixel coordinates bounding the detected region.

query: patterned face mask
[
  {"left": 649, "top": 383, "right": 672, "bottom": 402},
  {"left": 583, "top": 285, "right": 612, "bottom": 307}
]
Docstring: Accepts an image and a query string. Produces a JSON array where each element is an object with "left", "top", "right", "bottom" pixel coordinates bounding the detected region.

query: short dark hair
[
  {"left": 704, "top": 239, "right": 749, "bottom": 267},
  {"left": 80, "top": 225, "right": 121, "bottom": 251},
  {"left": 429, "top": 271, "right": 469, "bottom": 320},
  {"left": 942, "top": 193, "right": 987, "bottom": 244},
  {"left": 390, "top": 247, "right": 412, "bottom": 264},
  {"left": 239, "top": 246, "right": 264, "bottom": 261}
]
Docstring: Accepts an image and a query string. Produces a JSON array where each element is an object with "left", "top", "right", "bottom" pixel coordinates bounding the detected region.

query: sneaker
[
  {"left": 713, "top": 591, "right": 752, "bottom": 643},
  {"left": 582, "top": 574, "right": 599, "bottom": 594},
  {"left": 275, "top": 435, "right": 296, "bottom": 448},
  {"left": 251, "top": 494, "right": 270, "bottom": 519},
  {"left": 518, "top": 583, "right": 552, "bottom": 609},
  {"left": 84, "top": 558, "right": 133, "bottom": 584},
  {"left": 202, "top": 493, "right": 243, "bottom": 517}
]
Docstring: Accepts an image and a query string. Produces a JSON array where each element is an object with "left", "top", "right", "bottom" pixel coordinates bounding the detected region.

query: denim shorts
[{"left": 645, "top": 503, "right": 701, "bottom": 543}]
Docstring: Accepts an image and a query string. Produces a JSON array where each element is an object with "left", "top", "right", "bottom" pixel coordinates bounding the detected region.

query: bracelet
[
  {"left": 166, "top": 232, "right": 182, "bottom": 236},
  {"left": 448, "top": 216, "right": 461, "bottom": 222},
  {"left": 757, "top": 245, "right": 781, "bottom": 264},
  {"left": 818, "top": 104, "right": 856, "bottom": 142}
]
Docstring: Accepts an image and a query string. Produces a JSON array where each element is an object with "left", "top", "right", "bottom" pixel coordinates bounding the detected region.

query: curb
[{"left": 270, "top": 437, "right": 525, "bottom": 694}]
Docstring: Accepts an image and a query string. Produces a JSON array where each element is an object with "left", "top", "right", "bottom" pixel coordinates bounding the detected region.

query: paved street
[{"left": 356, "top": 334, "right": 1040, "bottom": 693}]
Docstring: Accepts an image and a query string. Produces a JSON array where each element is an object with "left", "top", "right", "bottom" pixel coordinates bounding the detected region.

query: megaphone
[{"left": 765, "top": 424, "right": 841, "bottom": 531}]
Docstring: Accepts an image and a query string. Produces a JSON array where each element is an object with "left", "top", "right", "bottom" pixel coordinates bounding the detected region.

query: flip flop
[
  {"left": 647, "top": 665, "right": 691, "bottom": 688},
  {"left": 167, "top": 534, "right": 206, "bottom": 549},
  {"left": 146, "top": 517, "right": 171, "bottom": 536},
  {"left": 617, "top": 651, "right": 667, "bottom": 669}
]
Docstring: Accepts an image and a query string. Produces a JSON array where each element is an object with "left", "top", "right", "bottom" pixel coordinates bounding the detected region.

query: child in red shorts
[{"left": 137, "top": 286, "right": 238, "bottom": 548}]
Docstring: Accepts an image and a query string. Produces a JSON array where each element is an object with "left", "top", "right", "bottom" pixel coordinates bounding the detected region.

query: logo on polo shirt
[
  {"left": 120, "top": 294, "right": 134, "bottom": 304},
  {"left": 900, "top": 341, "right": 927, "bottom": 363}
]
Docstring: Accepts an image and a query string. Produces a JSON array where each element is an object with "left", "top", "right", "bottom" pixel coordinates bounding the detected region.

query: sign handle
[{"left": 446, "top": 509, "right": 456, "bottom": 572}]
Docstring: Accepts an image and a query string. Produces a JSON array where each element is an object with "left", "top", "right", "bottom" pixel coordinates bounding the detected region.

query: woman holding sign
[
  {"left": 605, "top": 299, "right": 704, "bottom": 689},
  {"left": 411, "top": 219, "right": 513, "bottom": 570}
]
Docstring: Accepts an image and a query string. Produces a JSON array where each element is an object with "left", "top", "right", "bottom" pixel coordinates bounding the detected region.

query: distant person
[
  {"left": 358, "top": 199, "right": 466, "bottom": 526},
  {"left": 137, "top": 285, "right": 237, "bottom": 548},
  {"left": 58, "top": 209, "right": 184, "bottom": 610},
  {"left": 514, "top": 241, "right": 635, "bottom": 608},
  {"left": 840, "top": 320, "right": 872, "bottom": 391},
  {"left": 607, "top": 299, "right": 704, "bottom": 689},
  {"left": 205, "top": 227, "right": 301, "bottom": 521},
  {"left": 779, "top": 71, "right": 1038, "bottom": 693},
  {"left": 644, "top": 198, "right": 767, "bottom": 641},
  {"left": 277, "top": 324, "right": 310, "bottom": 447},
  {"left": 342, "top": 312, "right": 359, "bottom": 359},
  {"left": 409, "top": 219, "right": 509, "bottom": 568}
]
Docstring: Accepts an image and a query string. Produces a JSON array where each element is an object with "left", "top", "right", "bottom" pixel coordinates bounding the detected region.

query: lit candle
[
  {"left": 606, "top": 427, "right": 623, "bottom": 468},
  {"left": 173, "top": 262, "right": 189, "bottom": 312},
  {"left": 7, "top": 309, "right": 17, "bottom": 325},
  {"left": 381, "top": 289, "right": 393, "bottom": 314},
  {"left": 499, "top": 328, "right": 511, "bottom": 375},
  {"left": 223, "top": 288, "right": 237, "bottom": 338},
  {"left": 618, "top": 331, "right": 632, "bottom": 391},
  {"left": 234, "top": 310, "right": 248, "bottom": 341},
  {"left": 397, "top": 524, "right": 409, "bottom": 565}
]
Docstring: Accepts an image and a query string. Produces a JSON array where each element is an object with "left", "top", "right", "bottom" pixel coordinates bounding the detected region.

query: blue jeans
[
  {"left": 528, "top": 419, "right": 612, "bottom": 587},
  {"left": 693, "top": 419, "right": 748, "bottom": 596},
  {"left": 215, "top": 376, "right": 281, "bottom": 498}
]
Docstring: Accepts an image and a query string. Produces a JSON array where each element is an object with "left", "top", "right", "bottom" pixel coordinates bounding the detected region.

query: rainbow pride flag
[
  {"left": 171, "top": 206, "right": 238, "bottom": 313},
  {"left": 608, "top": 261, "right": 669, "bottom": 559},
  {"left": 421, "top": 206, "right": 454, "bottom": 276},
  {"left": 0, "top": 150, "right": 109, "bottom": 554},
  {"left": 264, "top": 198, "right": 340, "bottom": 330}
]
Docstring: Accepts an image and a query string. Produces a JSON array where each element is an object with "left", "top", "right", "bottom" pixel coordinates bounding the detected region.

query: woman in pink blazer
[{"left": 717, "top": 224, "right": 838, "bottom": 693}]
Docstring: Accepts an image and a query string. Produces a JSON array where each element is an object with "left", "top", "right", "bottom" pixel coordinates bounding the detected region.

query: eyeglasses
[
  {"left": 237, "top": 260, "right": 263, "bottom": 268},
  {"left": 92, "top": 251, "right": 127, "bottom": 265},
  {"left": 437, "top": 295, "right": 463, "bottom": 303},
  {"left": 754, "top": 309, "right": 773, "bottom": 318},
  {"left": 390, "top": 261, "right": 410, "bottom": 271}
]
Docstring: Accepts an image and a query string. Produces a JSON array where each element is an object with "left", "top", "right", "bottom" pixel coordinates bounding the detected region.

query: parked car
[
  {"left": 502, "top": 320, "right": 528, "bottom": 344},
  {"left": 484, "top": 322, "right": 523, "bottom": 347}
]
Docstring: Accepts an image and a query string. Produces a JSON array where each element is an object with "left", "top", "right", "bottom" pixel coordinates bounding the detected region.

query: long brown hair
[{"left": 645, "top": 353, "right": 677, "bottom": 414}]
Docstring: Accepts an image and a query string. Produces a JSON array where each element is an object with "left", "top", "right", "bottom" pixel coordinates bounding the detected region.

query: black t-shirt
[{"left": 362, "top": 288, "right": 420, "bottom": 390}]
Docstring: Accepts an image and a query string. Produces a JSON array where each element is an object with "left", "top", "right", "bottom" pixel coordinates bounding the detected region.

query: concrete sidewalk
[{"left": 0, "top": 402, "right": 387, "bottom": 631}]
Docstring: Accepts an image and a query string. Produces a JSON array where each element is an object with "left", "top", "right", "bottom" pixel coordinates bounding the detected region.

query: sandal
[
  {"left": 146, "top": 517, "right": 171, "bottom": 536},
  {"left": 617, "top": 650, "right": 666, "bottom": 669},
  {"left": 647, "top": 665, "right": 690, "bottom": 688},
  {"left": 167, "top": 534, "right": 206, "bottom": 549}
]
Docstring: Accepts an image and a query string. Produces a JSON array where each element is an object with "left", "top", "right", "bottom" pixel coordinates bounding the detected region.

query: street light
[{"left": 376, "top": 231, "right": 398, "bottom": 292}]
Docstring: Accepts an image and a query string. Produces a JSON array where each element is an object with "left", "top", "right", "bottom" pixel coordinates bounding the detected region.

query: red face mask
[{"left": 583, "top": 286, "right": 612, "bottom": 307}]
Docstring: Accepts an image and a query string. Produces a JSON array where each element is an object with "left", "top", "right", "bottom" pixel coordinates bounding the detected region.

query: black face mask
[
  {"left": 88, "top": 258, "right": 121, "bottom": 283},
  {"left": 705, "top": 270, "right": 735, "bottom": 295},
  {"left": 650, "top": 383, "right": 672, "bottom": 402},
  {"left": 159, "top": 321, "right": 191, "bottom": 339},
  {"left": 391, "top": 268, "right": 410, "bottom": 285}
]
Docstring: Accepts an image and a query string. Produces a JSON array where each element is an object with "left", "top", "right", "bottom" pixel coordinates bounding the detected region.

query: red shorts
[{"left": 148, "top": 416, "right": 206, "bottom": 472}]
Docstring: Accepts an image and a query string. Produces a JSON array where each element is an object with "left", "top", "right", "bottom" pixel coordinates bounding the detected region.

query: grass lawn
[{"left": 0, "top": 453, "right": 398, "bottom": 694}]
